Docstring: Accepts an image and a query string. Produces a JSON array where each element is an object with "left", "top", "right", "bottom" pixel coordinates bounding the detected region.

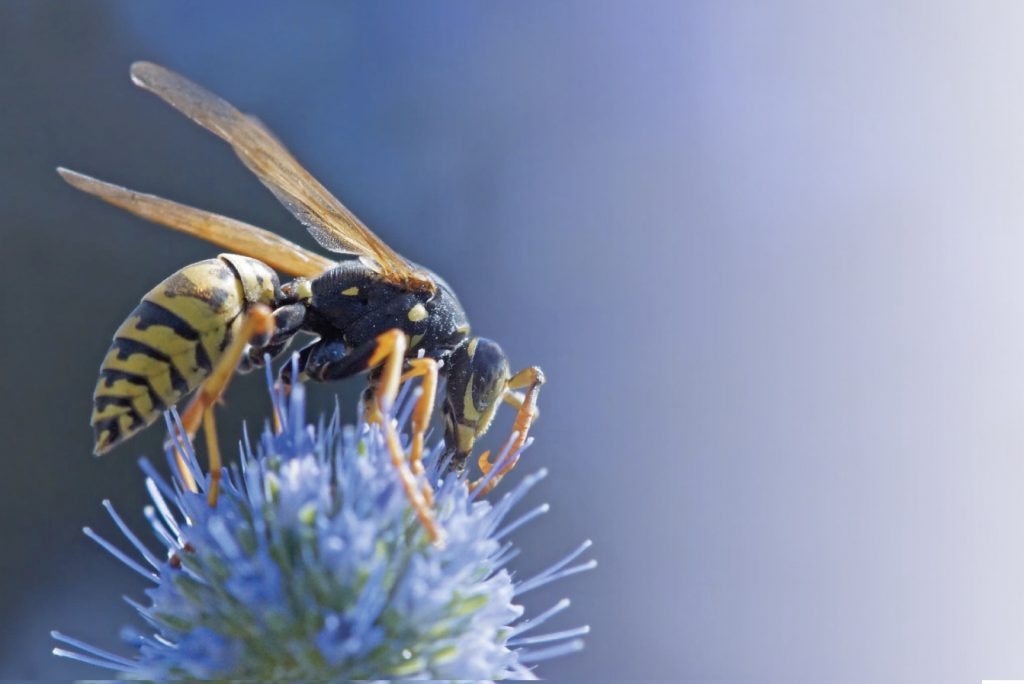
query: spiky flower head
[{"left": 53, "top": 365, "right": 594, "bottom": 679}]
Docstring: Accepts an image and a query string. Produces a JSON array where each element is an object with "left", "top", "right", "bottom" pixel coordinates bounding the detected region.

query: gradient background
[{"left": 3, "top": 2, "right": 1024, "bottom": 680}]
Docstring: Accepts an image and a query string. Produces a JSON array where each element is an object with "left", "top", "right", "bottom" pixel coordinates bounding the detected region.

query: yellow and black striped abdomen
[{"left": 92, "top": 255, "right": 273, "bottom": 454}]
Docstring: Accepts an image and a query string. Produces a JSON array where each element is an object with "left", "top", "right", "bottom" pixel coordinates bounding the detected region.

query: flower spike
[{"left": 53, "top": 355, "right": 592, "bottom": 679}]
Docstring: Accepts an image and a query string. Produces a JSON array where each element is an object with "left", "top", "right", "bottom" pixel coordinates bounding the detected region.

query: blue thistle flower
[{"left": 53, "top": 364, "right": 594, "bottom": 680}]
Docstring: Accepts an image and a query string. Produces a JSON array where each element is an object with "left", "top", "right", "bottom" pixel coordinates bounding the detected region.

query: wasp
[{"left": 60, "top": 62, "right": 544, "bottom": 539}]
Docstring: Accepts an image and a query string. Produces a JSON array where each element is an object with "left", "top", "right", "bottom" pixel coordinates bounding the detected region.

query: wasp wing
[
  {"left": 129, "top": 61, "right": 433, "bottom": 291},
  {"left": 58, "top": 168, "right": 334, "bottom": 278}
]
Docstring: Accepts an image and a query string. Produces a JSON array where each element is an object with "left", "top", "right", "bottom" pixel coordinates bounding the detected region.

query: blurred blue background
[{"left": 4, "top": 1, "right": 1024, "bottom": 680}]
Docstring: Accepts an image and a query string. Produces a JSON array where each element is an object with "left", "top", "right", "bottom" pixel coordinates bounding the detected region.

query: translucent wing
[
  {"left": 58, "top": 168, "right": 334, "bottom": 278},
  {"left": 129, "top": 61, "right": 433, "bottom": 292}
]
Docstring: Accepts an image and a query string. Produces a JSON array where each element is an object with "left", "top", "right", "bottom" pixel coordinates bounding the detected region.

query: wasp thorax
[{"left": 310, "top": 262, "right": 404, "bottom": 330}]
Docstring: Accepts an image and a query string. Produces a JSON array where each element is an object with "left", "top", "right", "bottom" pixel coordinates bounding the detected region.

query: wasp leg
[
  {"left": 176, "top": 304, "right": 275, "bottom": 506},
  {"left": 286, "top": 337, "right": 382, "bottom": 414},
  {"left": 276, "top": 338, "right": 321, "bottom": 387},
  {"left": 201, "top": 406, "right": 222, "bottom": 506},
  {"left": 289, "top": 330, "right": 444, "bottom": 545},
  {"left": 470, "top": 366, "right": 545, "bottom": 497},
  {"left": 359, "top": 367, "right": 384, "bottom": 423},
  {"left": 503, "top": 390, "right": 526, "bottom": 411},
  {"left": 501, "top": 389, "right": 542, "bottom": 422},
  {"left": 364, "top": 329, "right": 405, "bottom": 420},
  {"left": 371, "top": 331, "right": 444, "bottom": 546},
  {"left": 299, "top": 335, "right": 402, "bottom": 421},
  {"left": 400, "top": 358, "right": 440, "bottom": 506},
  {"left": 266, "top": 338, "right": 322, "bottom": 434}
]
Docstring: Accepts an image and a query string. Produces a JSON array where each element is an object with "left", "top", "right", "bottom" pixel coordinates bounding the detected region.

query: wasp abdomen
[{"left": 92, "top": 255, "right": 278, "bottom": 454}]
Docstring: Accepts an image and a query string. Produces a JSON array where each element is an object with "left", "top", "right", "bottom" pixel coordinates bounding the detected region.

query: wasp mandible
[{"left": 61, "top": 63, "right": 544, "bottom": 528}]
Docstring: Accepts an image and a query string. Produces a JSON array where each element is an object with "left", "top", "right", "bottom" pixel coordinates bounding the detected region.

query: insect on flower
[
  {"left": 60, "top": 62, "right": 545, "bottom": 528},
  {"left": 52, "top": 366, "right": 594, "bottom": 679}
]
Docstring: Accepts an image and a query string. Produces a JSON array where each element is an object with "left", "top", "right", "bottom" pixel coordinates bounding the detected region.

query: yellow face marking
[
  {"left": 342, "top": 286, "right": 360, "bottom": 296},
  {"left": 456, "top": 323, "right": 471, "bottom": 335},
  {"left": 407, "top": 303, "right": 428, "bottom": 323},
  {"left": 457, "top": 423, "right": 477, "bottom": 451},
  {"left": 467, "top": 338, "right": 479, "bottom": 359},
  {"left": 475, "top": 393, "right": 502, "bottom": 437},
  {"left": 462, "top": 381, "right": 482, "bottom": 422}
]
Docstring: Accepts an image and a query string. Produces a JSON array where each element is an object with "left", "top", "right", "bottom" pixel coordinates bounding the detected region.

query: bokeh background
[{"left": 5, "top": 1, "right": 1024, "bottom": 680}]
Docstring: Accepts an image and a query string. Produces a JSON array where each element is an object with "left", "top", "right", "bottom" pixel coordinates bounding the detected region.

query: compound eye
[{"left": 468, "top": 339, "right": 509, "bottom": 409}]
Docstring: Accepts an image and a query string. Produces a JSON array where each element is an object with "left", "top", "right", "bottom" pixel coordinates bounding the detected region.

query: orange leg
[
  {"left": 470, "top": 366, "right": 545, "bottom": 497},
  {"left": 175, "top": 304, "right": 275, "bottom": 506},
  {"left": 400, "top": 358, "right": 440, "bottom": 506},
  {"left": 202, "top": 407, "right": 222, "bottom": 507},
  {"left": 371, "top": 330, "right": 445, "bottom": 547},
  {"left": 366, "top": 329, "right": 407, "bottom": 418}
]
